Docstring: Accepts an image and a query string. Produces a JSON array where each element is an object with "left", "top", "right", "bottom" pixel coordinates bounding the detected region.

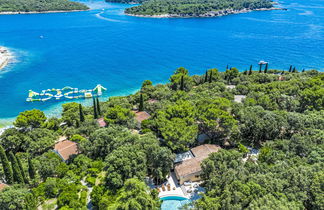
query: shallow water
[{"left": 0, "top": 0, "right": 323, "bottom": 122}]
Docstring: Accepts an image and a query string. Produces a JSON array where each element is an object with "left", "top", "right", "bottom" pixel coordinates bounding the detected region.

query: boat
[{"left": 258, "top": 60, "right": 268, "bottom": 65}]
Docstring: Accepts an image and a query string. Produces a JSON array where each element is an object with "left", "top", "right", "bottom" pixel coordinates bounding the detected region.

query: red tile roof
[
  {"left": 97, "top": 117, "right": 107, "bottom": 127},
  {"left": 175, "top": 157, "right": 202, "bottom": 178},
  {"left": 191, "top": 144, "right": 221, "bottom": 159},
  {"left": 175, "top": 144, "right": 221, "bottom": 178},
  {"left": 134, "top": 111, "right": 151, "bottom": 123},
  {"left": 54, "top": 140, "right": 79, "bottom": 161}
]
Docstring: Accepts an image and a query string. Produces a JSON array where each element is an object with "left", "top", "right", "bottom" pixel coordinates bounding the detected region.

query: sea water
[{"left": 0, "top": 0, "right": 323, "bottom": 124}]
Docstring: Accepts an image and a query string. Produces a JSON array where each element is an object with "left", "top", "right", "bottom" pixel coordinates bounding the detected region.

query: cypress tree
[
  {"left": 79, "top": 104, "right": 85, "bottom": 122},
  {"left": 264, "top": 63, "right": 268, "bottom": 73},
  {"left": 226, "top": 64, "right": 229, "bottom": 70},
  {"left": 281, "top": 70, "right": 285, "bottom": 75},
  {"left": 96, "top": 98, "right": 101, "bottom": 116},
  {"left": 209, "top": 70, "right": 213, "bottom": 83},
  {"left": 0, "top": 145, "right": 13, "bottom": 184},
  {"left": 139, "top": 93, "right": 144, "bottom": 112},
  {"left": 289, "top": 65, "right": 292, "bottom": 72},
  {"left": 16, "top": 154, "right": 28, "bottom": 184},
  {"left": 180, "top": 75, "right": 184, "bottom": 91},
  {"left": 9, "top": 151, "right": 24, "bottom": 184},
  {"left": 249, "top": 65, "right": 252, "bottom": 75},
  {"left": 292, "top": 67, "right": 296, "bottom": 73},
  {"left": 28, "top": 157, "right": 36, "bottom": 180},
  {"left": 259, "top": 64, "right": 262, "bottom": 73},
  {"left": 93, "top": 97, "right": 98, "bottom": 119},
  {"left": 302, "top": 69, "right": 305, "bottom": 72},
  {"left": 204, "top": 71, "right": 208, "bottom": 83}
]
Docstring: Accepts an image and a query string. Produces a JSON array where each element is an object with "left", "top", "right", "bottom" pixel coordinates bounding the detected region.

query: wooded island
[
  {"left": 0, "top": 0, "right": 88, "bottom": 14},
  {"left": 106, "top": 0, "right": 280, "bottom": 18}
]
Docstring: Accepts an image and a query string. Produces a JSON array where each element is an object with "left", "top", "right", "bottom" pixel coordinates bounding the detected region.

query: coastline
[
  {"left": 0, "top": 47, "right": 12, "bottom": 70},
  {"left": 125, "top": 7, "right": 285, "bottom": 18},
  {"left": 0, "top": 9, "right": 89, "bottom": 15}
]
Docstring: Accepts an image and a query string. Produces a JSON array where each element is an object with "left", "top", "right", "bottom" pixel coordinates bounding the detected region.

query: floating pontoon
[{"left": 26, "top": 84, "right": 107, "bottom": 102}]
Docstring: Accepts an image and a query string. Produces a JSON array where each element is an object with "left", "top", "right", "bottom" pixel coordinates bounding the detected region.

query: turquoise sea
[{"left": 0, "top": 0, "right": 323, "bottom": 124}]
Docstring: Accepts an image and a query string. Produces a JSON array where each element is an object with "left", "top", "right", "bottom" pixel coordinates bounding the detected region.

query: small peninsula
[
  {"left": 107, "top": 0, "right": 282, "bottom": 18},
  {"left": 0, "top": 0, "right": 89, "bottom": 14}
]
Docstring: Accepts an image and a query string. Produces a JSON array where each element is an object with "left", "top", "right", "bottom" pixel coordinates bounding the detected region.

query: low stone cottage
[{"left": 174, "top": 144, "right": 221, "bottom": 184}]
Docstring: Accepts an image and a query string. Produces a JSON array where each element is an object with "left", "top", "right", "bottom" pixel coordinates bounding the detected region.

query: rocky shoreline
[
  {"left": 0, "top": 47, "right": 12, "bottom": 70},
  {"left": 126, "top": 7, "right": 286, "bottom": 18},
  {"left": 0, "top": 9, "right": 88, "bottom": 15}
]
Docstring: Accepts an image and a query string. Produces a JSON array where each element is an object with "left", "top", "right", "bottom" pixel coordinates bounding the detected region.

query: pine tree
[
  {"left": 289, "top": 65, "right": 292, "bottom": 72},
  {"left": 79, "top": 104, "right": 85, "bottom": 122},
  {"left": 96, "top": 98, "right": 101, "bottom": 116},
  {"left": 180, "top": 75, "right": 184, "bottom": 91},
  {"left": 209, "top": 70, "right": 213, "bottom": 83},
  {"left": 139, "top": 93, "right": 144, "bottom": 112},
  {"left": 93, "top": 97, "right": 98, "bottom": 119},
  {"left": 9, "top": 151, "right": 24, "bottom": 184},
  {"left": 16, "top": 154, "right": 28, "bottom": 184},
  {"left": 28, "top": 157, "right": 36, "bottom": 180},
  {"left": 249, "top": 65, "right": 252, "bottom": 75},
  {"left": 264, "top": 63, "right": 268, "bottom": 73},
  {"left": 0, "top": 145, "right": 13, "bottom": 184},
  {"left": 204, "top": 71, "right": 208, "bottom": 83}
]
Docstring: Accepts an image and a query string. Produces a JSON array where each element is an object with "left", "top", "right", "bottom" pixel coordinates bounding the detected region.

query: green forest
[
  {"left": 0, "top": 0, "right": 88, "bottom": 13},
  {"left": 119, "top": 0, "right": 274, "bottom": 16},
  {"left": 0, "top": 66, "right": 323, "bottom": 209}
]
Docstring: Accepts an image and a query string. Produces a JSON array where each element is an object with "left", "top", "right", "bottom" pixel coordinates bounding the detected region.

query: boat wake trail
[{"left": 95, "top": 12, "right": 126, "bottom": 23}]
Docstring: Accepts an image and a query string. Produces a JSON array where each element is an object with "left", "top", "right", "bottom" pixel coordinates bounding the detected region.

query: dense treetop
[
  {"left": 0, "top": 65, "right": 323, "bottom": 209},
  {"left": 0, "top": 0, "right": 88, "bottom": 13},
  {"left": 119, "top": 0, "right": 274, "bottom": 16}
]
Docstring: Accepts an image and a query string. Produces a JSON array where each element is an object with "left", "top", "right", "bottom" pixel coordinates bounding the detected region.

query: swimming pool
[{"left": 161, "top": 196, "right": 190, "bottom": 210}]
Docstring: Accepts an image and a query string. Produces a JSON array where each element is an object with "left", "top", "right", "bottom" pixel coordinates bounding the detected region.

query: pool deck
[{"left": 158, "top": 172, "right": 188, "bottom": 199}]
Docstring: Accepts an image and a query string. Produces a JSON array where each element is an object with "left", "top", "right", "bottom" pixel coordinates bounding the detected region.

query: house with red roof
[{"left": 54, "top": 140, "right": 79, "bottom": 162}]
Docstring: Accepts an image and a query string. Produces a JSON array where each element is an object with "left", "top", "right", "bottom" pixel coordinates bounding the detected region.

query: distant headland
[
  {"left": 0, "top": 0, "right": 89, "bottom": 15},
  {"left": 126, "top": 7, "right": 285, "bottom": 18},
  {"left": 106, "top": 0, "right": 285, "bottom": 18}
]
